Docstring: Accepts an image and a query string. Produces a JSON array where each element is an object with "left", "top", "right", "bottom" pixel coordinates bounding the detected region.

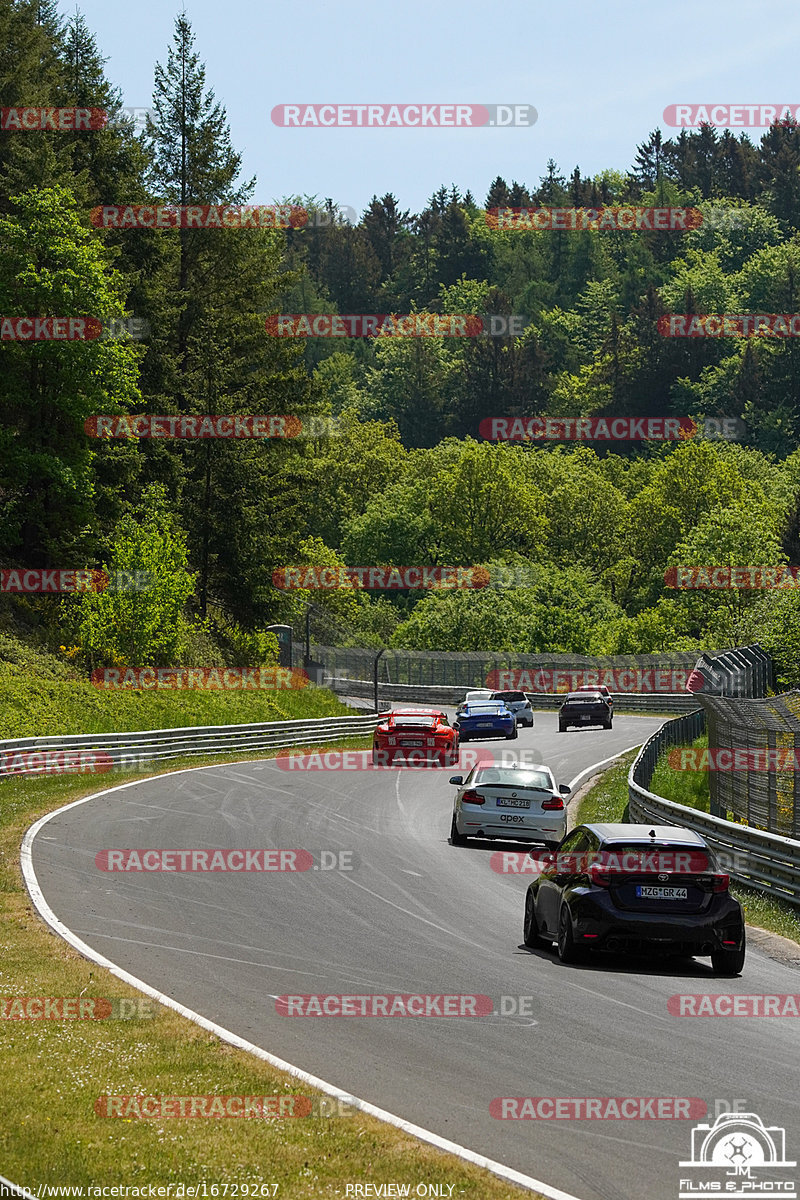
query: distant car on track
[
  {"left": 455, "top": 689, "right": 493, "bottom": 716},
  {"left": 449, "top": 763, "right": 570, "bottom": 847},
  {"left": 490, "top": 689, "right": 535, "bottom": 727},
  {"left": 372, "top": 708, "right": 459, "bottom": 766},
  {"left": 574, "top": 684, "right": 613, "bottom": 710},
  {"left": 558, "top": 690, "right": 613, "bottom": 731},
  {"left": 522, "top": 823, "right": 745, "bottom": 975},
  {"left": 454, "top": 700, "right": 517, "bottom": 741}
]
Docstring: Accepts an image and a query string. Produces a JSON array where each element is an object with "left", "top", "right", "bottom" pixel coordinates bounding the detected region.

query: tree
[
  {"left": 0, "top": 186, "right": 141, "bottom": 562},
  {"left": 68, "top": 484, "right": 195, "bottom": 668}
]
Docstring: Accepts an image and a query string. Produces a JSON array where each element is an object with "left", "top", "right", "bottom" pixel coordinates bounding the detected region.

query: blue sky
[{"left": 69, "top": 0, "right": 800, "bottom": 216}]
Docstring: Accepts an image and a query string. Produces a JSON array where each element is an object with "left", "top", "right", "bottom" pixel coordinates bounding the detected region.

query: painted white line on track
[{"left": 21, "top": 762, "right": 585, "bottom": 1200}]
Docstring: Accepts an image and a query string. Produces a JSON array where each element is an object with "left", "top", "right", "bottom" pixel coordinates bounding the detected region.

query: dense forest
[{"left": 3, "top": 1, "right": 800, "bottom": 687}]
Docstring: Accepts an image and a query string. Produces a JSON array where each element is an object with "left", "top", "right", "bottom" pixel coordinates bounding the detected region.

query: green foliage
[
  {"left": 4, "top": 0, "right": 800, "bottom": 673},
  {"left": 66, "top": 485, "right": 195, "bottom": 668}
]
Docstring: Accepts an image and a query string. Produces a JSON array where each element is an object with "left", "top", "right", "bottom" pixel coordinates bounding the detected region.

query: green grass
[
  {"left": 574, "top": 748, "right": 800, "bottom": 946},
  {"left": 574, "top": 751, "right": 639, "bottom": 825},
  {"left": 0, "top": 633, "right": 353, "bottom": 738},
  {"left": 0, "top": 647, "right": 540, "bottom": 1196},
  {"left": 649, "top": 734, "right": 710, "bottom": 813}
]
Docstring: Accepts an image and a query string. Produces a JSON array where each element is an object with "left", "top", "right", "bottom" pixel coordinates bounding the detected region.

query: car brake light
[
  {"left": 462, "top": 789, "right": 485, "bottom": 805},
  {"left": 588, "top": 863, "right": 612, "bottom": 887},
  {"left": 712, "top": 873, "right": 729, "bottom": 892},
  {"left": 541, "top": 796, "right": 564, "bottom": 810}
]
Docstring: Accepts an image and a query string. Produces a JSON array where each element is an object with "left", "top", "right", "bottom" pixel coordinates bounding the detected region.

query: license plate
[
  {"left": 478, "top": 722, "right": 493, "bottom": 728},
  {"left": 400, "top": 740, "right": 423, "bottom": 747},
  {"left": 636, "top": 886, "right": 688, "bottom": 899},
  {"left": 580, "top": 715, "right": 591, "bottom": 721},
  {"left": 497, "top": 797, "right": 530, "bottom": 809}
]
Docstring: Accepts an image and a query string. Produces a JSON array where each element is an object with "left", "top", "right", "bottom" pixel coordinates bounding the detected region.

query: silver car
[
  {"left": 490, "top": 689, "right": 535, "bottom": 727},
  {"left": 449, "top": 763, "right": 570, "bottom": 847},
  {"left": 455, "top": 689, "right": 494, "bottom": 717}
]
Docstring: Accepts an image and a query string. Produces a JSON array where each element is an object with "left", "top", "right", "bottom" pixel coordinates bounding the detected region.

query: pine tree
[{"left": 485, "top": 176, "right": 510, "bottom": 209}]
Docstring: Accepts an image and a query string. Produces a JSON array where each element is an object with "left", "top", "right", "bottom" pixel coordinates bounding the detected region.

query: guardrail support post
[{"left": 374, "top": 649, "right": 386, "bottom": 713}]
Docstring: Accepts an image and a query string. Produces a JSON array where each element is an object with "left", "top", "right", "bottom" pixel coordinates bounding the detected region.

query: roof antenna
[{"left": 649, "top": 828, "right": 657, "bottom": 838}]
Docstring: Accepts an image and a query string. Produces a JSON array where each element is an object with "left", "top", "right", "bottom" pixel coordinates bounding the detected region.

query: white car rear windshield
[{"left": 475, "top": 768, "right": 551, "bottom": 789}]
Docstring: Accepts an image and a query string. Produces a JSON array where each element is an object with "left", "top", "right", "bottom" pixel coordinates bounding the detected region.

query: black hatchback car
[
  {"left": 522, "top": 823, "right": 745, "bottom": 975},
  {"left": 558, "top": 690, "right": 612, "bottom": 731}
]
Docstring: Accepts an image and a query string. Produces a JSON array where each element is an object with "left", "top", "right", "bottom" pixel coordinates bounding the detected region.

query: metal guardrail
[
  {"left": 0, "top": 713, "right": 388, "bottom": 779},
  {"left": 329, "top": 677, "right": 701, "bottom": 713},
  {"left": 628, "top": 710, "right": 800, "bottom": 907}
]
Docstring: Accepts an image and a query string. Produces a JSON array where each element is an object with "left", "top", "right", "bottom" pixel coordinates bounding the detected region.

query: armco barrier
[
  {"left": 628, "top": 710, "right": 800, "bottom": 906},
  {"left": 329, "top": 677, "right": 700, "bottom": 713},
  {"left": 0, "top": 713, "right": 388, "bottom": 779}
]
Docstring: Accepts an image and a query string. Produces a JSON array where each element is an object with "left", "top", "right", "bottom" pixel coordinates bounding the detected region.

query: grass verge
[
  {"left": 574, "top": 750, "right": 800, "bottom": 946},
  {"left": 0, "top": 737, "right": 539, "bottom": 1197}
]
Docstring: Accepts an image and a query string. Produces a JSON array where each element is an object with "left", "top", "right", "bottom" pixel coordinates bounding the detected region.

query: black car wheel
[
  {"left": 506, "top": 725, "right": 518, "bottom": 740},
  {"left": 450, "top": 812, "right": 468, "bottom": 846},
  {"left": 523, "top": 891, "right": 547, "bottom": 948},
  {"left": 558, "top": 722, "right": 567, "bottom": 733},
  {"left": 557, "top": 906, "right": 583, "bottom": 964},
  {"left": 711, "top": 932, "right": 745, "bottom": 976}
]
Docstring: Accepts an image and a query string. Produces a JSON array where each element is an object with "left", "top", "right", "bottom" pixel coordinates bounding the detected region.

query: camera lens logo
[{"left": 679, "top": 1112, "right": 796, "bottom": 1198}]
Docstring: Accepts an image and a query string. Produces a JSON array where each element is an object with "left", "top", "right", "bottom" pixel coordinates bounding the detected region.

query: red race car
[{"left": 372, "top": 707, "right": 459, "bottom": 767}]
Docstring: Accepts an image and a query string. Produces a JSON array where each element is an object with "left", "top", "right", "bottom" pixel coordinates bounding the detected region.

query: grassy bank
[
  {"left": 574, "top": 751, "right": 800, "bottom": 945},
  {"left": 0, "top": 634, "right": 352, "bottom": 738}
]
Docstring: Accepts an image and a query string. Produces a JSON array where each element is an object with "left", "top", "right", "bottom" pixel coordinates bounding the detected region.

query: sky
[{"left": 68, "top": 0, "right": 800, "bottom": 217}]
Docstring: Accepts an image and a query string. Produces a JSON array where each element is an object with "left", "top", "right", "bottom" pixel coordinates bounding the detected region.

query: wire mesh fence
[
  {"left": 298, "top": 647, "right": 705, "bottom": 691},
  {"left": 696, "top": 692, "right": 800, "bottom": 838}
]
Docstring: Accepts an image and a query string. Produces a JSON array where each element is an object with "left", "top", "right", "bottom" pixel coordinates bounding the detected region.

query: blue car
[{"left": 454, "top": 701, "right": 518, "bottom": 742}]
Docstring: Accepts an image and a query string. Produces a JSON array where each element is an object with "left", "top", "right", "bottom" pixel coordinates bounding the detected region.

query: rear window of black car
[
  {"left": 602, "top": 842, "right": 713, "bottom": 871},
  {"left": 565, "top": 691, "right": 602, "bottom": 701}
]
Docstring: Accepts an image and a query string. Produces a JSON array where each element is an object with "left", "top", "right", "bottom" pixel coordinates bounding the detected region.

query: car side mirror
[
  {"left": 559, "top": 783, "right": 571, "bottom": 795},
  {"left": 449, "top": 776, "right": 463, "bottom": 785}
]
